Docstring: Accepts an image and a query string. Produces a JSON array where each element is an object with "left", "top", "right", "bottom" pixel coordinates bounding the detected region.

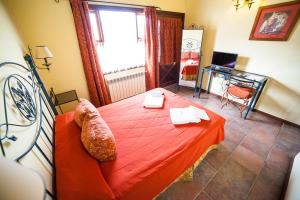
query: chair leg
[
  {"left": 221, "top": 91, "right": 253, "bottom": 119},
  {"left": 223, "top": 95, "right": 250, "bottom": 118},
  {"left": 221, "top": 92, "right": 225, "bottom": 103},
  {"left": 239, "top": 99, "right": 249, "bottom": 118},
  {"left": 221, "top": 100, "right": 226, "bottom": 109},
  {"left": 221, "top": 92, "right": 229, "bottom": 109},
  {"left": 221, "top": 85, "right": 229, "bottom": 103},
  {"left": 240, "top": 102, "right": 246, "bottom": 117},
  {"left": 58, "top": 105, "right": 63, "bottom": 114}
]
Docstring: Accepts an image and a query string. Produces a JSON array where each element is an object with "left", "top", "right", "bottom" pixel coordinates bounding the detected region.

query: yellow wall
[
  {"left": 3, "top": 0, "right": 90, "bottom": 108},
  {"left": 186, "top": 0, "right": 300, "bottom": 125},
  {"left": 2, "top": 0, "right": 187, "bottom": 112},
  {"left": 0, "top": 0, "right": 25, "bottom": 64}
]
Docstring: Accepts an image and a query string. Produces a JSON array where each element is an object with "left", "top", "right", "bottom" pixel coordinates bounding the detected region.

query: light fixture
[
  {"left": 247, "top": 0, "right": 255, "bottom": 9},
  {"left": 27, "top": 45, "right": 54, "bottom": 70},
  {"left": 233, "top": 0, "right": 255, "bottom": 11},
  {"left": 34, "top": 45, "right": 54, "bottom": 70}
]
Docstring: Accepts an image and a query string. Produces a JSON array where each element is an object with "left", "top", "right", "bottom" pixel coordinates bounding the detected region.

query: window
[{"left": 89, "top": 9, "right": 145, "bottom": 74}]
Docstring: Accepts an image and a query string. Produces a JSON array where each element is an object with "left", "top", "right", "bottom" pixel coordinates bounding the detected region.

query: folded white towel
[
  {"left": 170, "top": 106, "right": 210, "bottom": 125},
  {"left": 143, "top": 91, "right": 164, "bottom": 108},
  {"left": 170, "top": 108, "right": 201, "bottom": 124},
  {"left": 188, "top": 106, "right": 210, "bottom": 121}
]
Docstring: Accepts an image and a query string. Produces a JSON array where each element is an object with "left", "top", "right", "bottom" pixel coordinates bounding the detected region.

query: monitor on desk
[{"left": 211, "top": 51, "right": 238, "bottom": 70}]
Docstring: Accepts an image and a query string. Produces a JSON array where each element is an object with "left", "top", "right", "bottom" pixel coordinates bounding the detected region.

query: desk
[{"left": 196, "top": 66, "right": 268, "bottom": 119}]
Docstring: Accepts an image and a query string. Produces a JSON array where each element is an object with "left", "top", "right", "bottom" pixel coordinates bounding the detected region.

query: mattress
[{"left": 55, "top": 88, "right": 225, "bottom": 200}]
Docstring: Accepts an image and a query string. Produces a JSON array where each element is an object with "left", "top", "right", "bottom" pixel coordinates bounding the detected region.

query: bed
[
  {"left": 55, "top": 88, "right": 225, "bottom": 200},
  {"left": 181, "top": 59, "right": 199, "bottom": 81},
  {"left": 0, "top": 61, "right": 225, "bottom": 200}
]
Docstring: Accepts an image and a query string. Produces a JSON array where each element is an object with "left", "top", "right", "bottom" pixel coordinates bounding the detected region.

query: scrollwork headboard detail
[{"left": 0, "top": 61, "right": 57, "bottom": 199}]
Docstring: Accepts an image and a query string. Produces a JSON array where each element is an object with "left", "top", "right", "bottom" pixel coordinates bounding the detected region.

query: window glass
[
  {"left": 136, "top": 14, "right": 145, "bottom": 41},
  {"left": 89, "top": 12, "right": 100, "bottom": 41},
  {"left": 90, "top": 10, "right": 145, "bottom": 73}
]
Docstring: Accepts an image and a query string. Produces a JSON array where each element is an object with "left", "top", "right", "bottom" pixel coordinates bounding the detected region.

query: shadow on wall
[
  {"left": 236, "top": 56, "right": 250, "bottom": 71},
  {"left": 201, "top": 27, "right": 216, "bottom": 66},
  {"left": 196, "top": 27, "right": 217, "bottom": 88},
  {"left": 256, "top": 77, "right": 300, "bottom": 120},
  {"left": 257, "top": 78, "right": 285, "bottom": 112}
]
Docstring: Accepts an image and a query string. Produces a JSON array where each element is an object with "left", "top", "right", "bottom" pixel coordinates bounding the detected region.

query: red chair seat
[{"left": 228, "top": 85, "right": 255, "bottom": 99}]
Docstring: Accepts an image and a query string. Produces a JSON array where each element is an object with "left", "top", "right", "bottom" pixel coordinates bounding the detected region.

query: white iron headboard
[{"left": 0, "top": 59, "right": 57, "bottom": 199}]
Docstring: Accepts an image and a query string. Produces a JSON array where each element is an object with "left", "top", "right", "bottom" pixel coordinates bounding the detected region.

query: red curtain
[
  {"left": 159, "top": 16, "right": 183, "bottom": 65},
  {"left": 144, "top": 7, "right": 159, "bottom": 90},
  {"left": 69, "top": 0, "right": 111, "bottom": 107}
]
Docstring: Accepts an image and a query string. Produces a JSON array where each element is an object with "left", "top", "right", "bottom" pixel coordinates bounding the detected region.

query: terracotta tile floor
[{"left": 157, "top": 86, "right": 300, "bottom": 200}]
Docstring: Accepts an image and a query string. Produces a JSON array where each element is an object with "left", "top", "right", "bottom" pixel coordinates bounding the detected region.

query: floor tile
[
  {"left": 277, "top": 123, "right": 300, "bottom": 146},
  {"left": 249, "top": 126, "right": 277, "bottom": 148},
  {"left": 248, "top": 163, "right": 286, "bottom": 200},
  {"left": 156, "top": 181, "right": 201, "bottom": 200},
  {"left": 225, "top": 125, "right": 246, "bottom": 145},
  {"left": 220, "top": 139, "right": 238, "bottom": 153},
  {"left": 247, "top": 112, "right": 283, "bottom": 128},
  {"left": 193, "top": 161, "right": 217, "bottom": 191},
  {"left": 241, "top": 135, "right": 271, "bottom": 159},
  {"left": 204, "top": 146, "right": 230, "bottom": 170},
  {"left": 260, "top": 161, "right": 287, "bottom": 186},
  {"left": 204, "top": 159, "right": 256, "bottom": 200},
  {"left": 281, "top": 123, "right": 300, "bottom": 134},
  {"left": 231, "top": 145, "right": 264, "bottom": 175},
  {"left": 275, "top": 138, "right": 300, "bottom": 158},
  {"left": 247, "top": 177, "right": 283, "bottom": 200},
  {"left": 266, "top": 147, "right": 290, "bottom": 172},
  {"left": 229, "top": 118, "right": 253, "bottom": 134},
  {"left": 194, "top": 191, "right": 212, "bottom": 200},
  {"left": 157, "top": 86, "right": 296, "bottom": 200}
]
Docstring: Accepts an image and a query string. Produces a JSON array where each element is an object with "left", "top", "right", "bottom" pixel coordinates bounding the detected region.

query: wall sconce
[
  {"left": 35, "top": 45, "right": 54, "bottom": 70},
  {"left": 27, "top": 45, "right": 54, "bottom": 70},
  {"left": 233, "top": 0, "right": 255, "bottom": 11}
]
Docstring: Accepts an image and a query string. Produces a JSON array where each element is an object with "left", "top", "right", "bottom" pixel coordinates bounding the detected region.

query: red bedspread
[
  {"left": 182, "top": 65, "right": 198, "bottom": 75},
  {"left": 181, "top": 59, "right": 199, "bottom": 80},
  {"left": 55, "top": 89, "right": 225, "bottom": 200}
]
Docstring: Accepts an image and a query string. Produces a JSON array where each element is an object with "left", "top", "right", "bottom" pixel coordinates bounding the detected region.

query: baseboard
[{"left": 253, "top": 109, "right": 300, "bottom": 128}]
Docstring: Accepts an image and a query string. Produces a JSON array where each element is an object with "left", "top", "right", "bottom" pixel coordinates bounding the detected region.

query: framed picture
[{"left": 249, "top": 1, "right": 300, "bottom": 41}]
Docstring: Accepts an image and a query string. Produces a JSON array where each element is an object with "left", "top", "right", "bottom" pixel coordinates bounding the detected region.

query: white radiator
[{"left": 105, "top": 71, "right": 146, "bottom": 102}]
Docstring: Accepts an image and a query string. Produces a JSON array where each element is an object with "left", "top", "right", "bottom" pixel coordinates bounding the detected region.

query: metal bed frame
[{"left": 0, "top": 57, "right": 57, "bottom": 199}]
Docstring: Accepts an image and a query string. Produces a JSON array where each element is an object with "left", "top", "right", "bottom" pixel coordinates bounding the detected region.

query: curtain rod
[{"left": 85, "top": 0, "right": 161, "bottom": 10}]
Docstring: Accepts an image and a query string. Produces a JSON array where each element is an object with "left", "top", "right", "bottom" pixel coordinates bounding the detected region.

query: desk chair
[
  {"left": 50, "top": 88, "right": 79, "bottom": 114},
  {"left": 221, "top": 76, "right": 256, "bottom": 117}
]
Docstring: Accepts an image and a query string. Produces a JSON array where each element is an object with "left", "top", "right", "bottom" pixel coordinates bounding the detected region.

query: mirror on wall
[{"left": 178, "top": 29, "right": 204, "bottom": 88}]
